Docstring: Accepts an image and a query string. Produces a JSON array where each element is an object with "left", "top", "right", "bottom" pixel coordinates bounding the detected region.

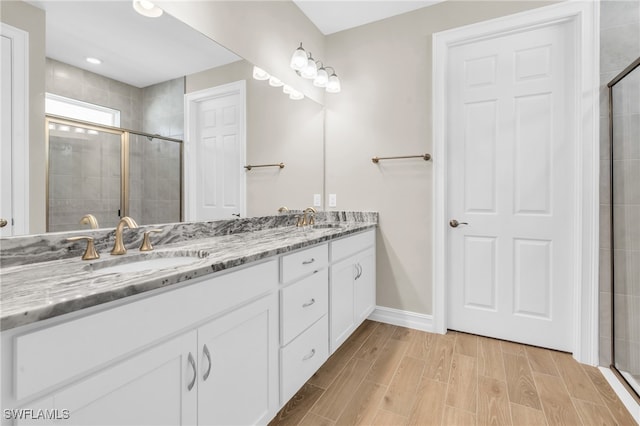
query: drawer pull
[
  {"left": 187, "top": 352, "right": 196, "bottom": 391},
  {"left": 302, "top": 258, "right": 315, "bottom": 265},
  {"left": 302, "top": 348, "right": 316, "bottom": 361},
  {"left": 203, "top": 344, "right": 212, "bottom": 381},
  {"left": 302, "top": 298, "right": 316, "bottom": 308}
]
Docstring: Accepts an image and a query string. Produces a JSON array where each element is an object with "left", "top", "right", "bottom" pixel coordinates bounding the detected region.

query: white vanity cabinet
[
  {"left": 2, "top": 260, "right": 279, "bottom": 426},
  {"left": 279, "top": 244, "right": 329, "bottom": 405},
  {"left": 329, "top": 230, "right": 376, "bottom": 354}
]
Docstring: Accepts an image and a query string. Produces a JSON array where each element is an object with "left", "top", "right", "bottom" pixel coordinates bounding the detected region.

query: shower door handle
[{"left": 449, "top": 219, "right": 468, "bottom": 228}]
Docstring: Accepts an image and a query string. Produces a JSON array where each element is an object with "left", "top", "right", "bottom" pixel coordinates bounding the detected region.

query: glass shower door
[
  {"left": 47, "top": 119, "right": 124, "bottom": 232},
  {"left": 610, "top": 58, "right": 640, "bottom": 399}
]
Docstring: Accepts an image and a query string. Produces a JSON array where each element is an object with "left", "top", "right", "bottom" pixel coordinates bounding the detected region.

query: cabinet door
[
  {"left": 354, "top": 248, "right": 376, "bottom": 324},
  {"left": 329, "top": 256, "right": 356, "bottom": 354},
  {"left": 197, "top": 293, "right": 278, "bottom": 426},
  {"left": 38, "top": 331, "right": 198, "bottom": 426}
]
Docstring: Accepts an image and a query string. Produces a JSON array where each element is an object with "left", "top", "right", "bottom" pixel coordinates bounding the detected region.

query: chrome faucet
[{"left": 111, "top": 216, "right": 138, "bottom": 255}]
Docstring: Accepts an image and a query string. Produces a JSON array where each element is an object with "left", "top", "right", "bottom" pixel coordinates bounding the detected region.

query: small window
[{"left": 45, "top": 93, "right": 120, "bottom": 127}]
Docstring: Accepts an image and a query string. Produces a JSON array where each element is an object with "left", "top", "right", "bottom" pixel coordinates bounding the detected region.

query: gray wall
[{"left": 599, "top": 0, "right": 640, "bottom": 367}]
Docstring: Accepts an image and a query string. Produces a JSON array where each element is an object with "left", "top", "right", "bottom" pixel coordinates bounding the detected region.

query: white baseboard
[
  {"left": 599, "top": 367, "right": 640, "bottom": 424},
  {"left": 368, "top": 306, "right": 435, "bottom": 333}
]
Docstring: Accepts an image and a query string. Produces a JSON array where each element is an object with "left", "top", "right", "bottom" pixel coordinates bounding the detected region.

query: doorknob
[
  {"left": 0, "top": 218, "right": 7, "bottom": 228},
  {"left": 449, "top": 219, "right": 468, "bottom": 228}
]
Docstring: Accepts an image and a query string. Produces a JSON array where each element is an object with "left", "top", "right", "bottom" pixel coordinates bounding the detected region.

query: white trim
[
  {"left": 368, "top": 306, "right": 434, "bottom": 333},
  {"left": 183, "top": 80, "right": 247, "bottom": 221},
  {"left": 432, "top": 1, "right": 599, "bottom": 364},
  {"left": 1, "top": 23, "right": 29, "bottom": 235},
  {"left": 599, "top": 367, "right": 640, "bottom": 424}
]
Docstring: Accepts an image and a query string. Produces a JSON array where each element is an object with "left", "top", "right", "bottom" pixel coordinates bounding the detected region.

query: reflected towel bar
[
  {"left": 244, "top": 163, "right": 285, "bottom": 171},
  {"left": 371, "top": 154, "right": 431, "bottom": 164}
]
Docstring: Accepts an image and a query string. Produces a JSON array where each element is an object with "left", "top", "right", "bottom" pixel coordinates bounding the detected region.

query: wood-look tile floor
[{"left": 270, "top": 320, "right": 638, "bottom": 426}]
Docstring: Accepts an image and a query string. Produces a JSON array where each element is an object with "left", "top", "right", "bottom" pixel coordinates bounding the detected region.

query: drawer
[
  {"left": 331, "top": 230, "right": 375, "bottom": 263},
  {"left": 280, "top": 316, "right": 328, "bottom": 405},
  {"left": 14, "top": 260, "right": 278, "bottom": 400},
  {"left": 281, "top": 269, "right": 328, "bottom": 345},
  {"left": 281, "top": 244, "right": 328, "bottom": 283}
]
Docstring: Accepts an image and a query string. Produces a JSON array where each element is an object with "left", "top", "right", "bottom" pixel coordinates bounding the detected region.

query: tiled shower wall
[
  {"left": 46, "top": 59, "right": 183, "bottom": 230},
  {"left": 599, "top": 0, "right": 640, "bottom": 367}
]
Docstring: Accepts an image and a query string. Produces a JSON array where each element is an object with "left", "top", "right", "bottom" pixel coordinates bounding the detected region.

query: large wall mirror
[{"left": 14, "top": 1, "right": 324, "bottom": 234}]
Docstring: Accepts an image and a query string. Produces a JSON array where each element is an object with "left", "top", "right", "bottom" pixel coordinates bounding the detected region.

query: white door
[
  {"left": 447, "top": 21, "right": 575, "bottom": 351},
  {"left": 184, "top": 81, "right": 246, "bottom": 221},
  {"left": 0, "top": 23, "right": 28, "bottom": 237},
  {"left": 1, "top": 33, "right": 13, "bottom": 237}
]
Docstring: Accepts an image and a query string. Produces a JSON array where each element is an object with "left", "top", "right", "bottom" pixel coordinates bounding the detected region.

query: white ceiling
[
  {"left": 27, "top": 1, "right": 444, "bottom": 88},
  {"left": 292, "top": 0, "right": 445, "bottom": 35},
  {"left": 27, "top": 1, "right": 241, "bottom": 88}
]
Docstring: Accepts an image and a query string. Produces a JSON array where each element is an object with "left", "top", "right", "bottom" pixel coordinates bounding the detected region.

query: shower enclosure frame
[
  {"left": 608, "top": 56, "right": 640, "bottom": 405},
  {"left": 45, "top": 114, "right": 184, "bottom": 231}
]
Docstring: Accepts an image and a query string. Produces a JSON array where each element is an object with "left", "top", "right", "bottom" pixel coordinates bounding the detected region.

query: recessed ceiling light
[
  {"left": 86, "top": 57, "right": 102, "bottom": 65},
  {"left": 133, "top": 0, "right": 164, "bottom": 18}
]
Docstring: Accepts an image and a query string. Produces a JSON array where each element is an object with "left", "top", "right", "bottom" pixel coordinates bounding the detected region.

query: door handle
[
  {"left": 202, "top": 344, "right": 212, "bottom": 381},
  {"left": 187, "top": 352, "right": 196, "bottom": 391},
  {"left": 449, "top": 219, "right": 469, "bottom": 228},
  {"left": 0, "top": 218, "right": 7, "bottom": 228}
]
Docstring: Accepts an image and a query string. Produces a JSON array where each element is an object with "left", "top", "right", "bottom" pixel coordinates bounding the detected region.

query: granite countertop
[{"left": 0, "top": 222, "right": 376, "bottom": 332}]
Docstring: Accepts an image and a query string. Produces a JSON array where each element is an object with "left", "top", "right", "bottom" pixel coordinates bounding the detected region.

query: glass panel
[
  {"left": 611, "top": 62, "right": 640, "bottom": 398},
  {"left": 48, "top": 123, "right": 122, "bottom": 232},
  {"left": 129, "top": 134, "right": 181, "bottom": 226}
]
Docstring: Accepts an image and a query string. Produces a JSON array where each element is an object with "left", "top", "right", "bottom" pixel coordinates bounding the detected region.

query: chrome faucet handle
[
  {"left": 139, "top": 229, "right": 163, "bottom": 252},
  {"left": 67, "top": 236, "right": 100, "bottom": 261}
]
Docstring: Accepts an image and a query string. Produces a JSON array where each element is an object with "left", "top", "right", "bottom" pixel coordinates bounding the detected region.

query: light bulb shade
[
  {"left": 252, "top": 66, "right": 270, "bottom": 81},
  {"left": 289, "top": 90, "right": 304, "bottom": 100},
  {"left": 313, "top": 68, "right": 329, "bottom": 87},
  {"left": 300, "top": 58, "right": 318, "bottom": 79},
  {"left": 290, "top": 46, "right": 307, "bottom": 71},
  {"left": 326, "top": 74, "right": 341, "bottom": 93},
  {"left": 133, "top": 0, "right": 163, "bottom": 17},
  {"left": 283, "top": 85, "right": 294, "bottom": 95},
  {"left": 269, "top": 76, "right": 283, "bottom": 87}
]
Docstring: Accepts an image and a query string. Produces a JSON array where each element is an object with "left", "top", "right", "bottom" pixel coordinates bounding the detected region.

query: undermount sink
[{"left": 86, "top": 250, "right": 209, "bottom": 275}]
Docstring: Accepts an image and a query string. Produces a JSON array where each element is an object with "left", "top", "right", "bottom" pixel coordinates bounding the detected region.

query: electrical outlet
[
  {"left": 329, "top": 194, "right": 337, "bottom": 207},
  {"left": 313, "top": 194, "right": 321, "bottom": 207}
]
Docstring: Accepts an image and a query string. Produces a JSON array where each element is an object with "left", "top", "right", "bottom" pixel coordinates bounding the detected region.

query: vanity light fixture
[
  {"left": 289, "top": 89, "right": 304, "bottom": 101},
  {"left": 133, "top": 0, "right": 163, "bottom": 18},
  {"left": 313, "top": 64, "right": 329, "bottom": 88},
  {"left": 269, "top": 76, "right": 284, "bottom": 87},
  {"left": 300, "top": 53, "right": 318, "bottom": 79},
  {"left": 325, "top": 68, "right": 341, "bottom": 94},
  {"left": 252, "top": 66, "right": 270, "bottom": 81},
  {"left": 290, "top": 42, "right": 308, "bottom": 71},
  {"left": 290, "top": 43, "right": 341, "bottom": 93},
  {"left": 86, "top": 57, "right": 102, "bottom": 65}
]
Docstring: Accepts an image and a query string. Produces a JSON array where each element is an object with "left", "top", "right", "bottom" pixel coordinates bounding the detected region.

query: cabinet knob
[{"left": 0, "top": 218, "right": 7, "bottom": 228}]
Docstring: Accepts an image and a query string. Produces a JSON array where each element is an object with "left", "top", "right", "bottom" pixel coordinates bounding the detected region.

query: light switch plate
[
  {"left": 313, "top": 194, "right": 321, "bottom": 207},
  {"left": 329, "top": 194, "right": 337, "bottom": 207}
]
